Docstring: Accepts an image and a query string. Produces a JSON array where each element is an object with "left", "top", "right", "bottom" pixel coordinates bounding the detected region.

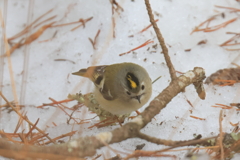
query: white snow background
[{"left": 0, "top": 0, "right": 240, "bottom": 159}]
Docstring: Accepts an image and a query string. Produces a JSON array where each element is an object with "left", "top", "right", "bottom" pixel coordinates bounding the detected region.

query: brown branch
[
  {"left": 0, "top": 134, "right": 101, "bottom": 159},
  {"left": 152, "top": 136, "right": 217, "bottom": 154},
  {"left": 144, "top": 0, "right": 177, "bottom": 81},
  {"left": 141, "top": 67, "right": 206, "bottom": 126},
  {"left": 137, "top": 132, "right": 214, "bottom": 146}
]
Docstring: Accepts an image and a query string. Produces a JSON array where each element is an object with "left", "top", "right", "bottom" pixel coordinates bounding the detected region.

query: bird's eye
[
  {"left": 126, "top": 91, "right": 131, "bottom": 95},
  {"left": 141, "top": 85, "right": 145, "bottom": 90}
]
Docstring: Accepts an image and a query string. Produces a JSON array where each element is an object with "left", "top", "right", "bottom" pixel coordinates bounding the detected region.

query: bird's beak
[
  {"left": 72, "top": 71, "right": 81, "bottom": 75},
  {"left": 134, "top": 95, "right": 141, "bottom": 104},
  {"left": 72, "top": 69, "right": 87, "bottom": 76}
]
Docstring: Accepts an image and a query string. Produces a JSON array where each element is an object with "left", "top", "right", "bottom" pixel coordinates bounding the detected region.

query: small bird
[{"left": 72, "top": 62, "right": 152, "bottom": 115}]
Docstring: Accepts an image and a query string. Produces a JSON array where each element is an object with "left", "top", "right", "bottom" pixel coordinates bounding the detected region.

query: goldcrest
[{"left": 72, "top": 62, "right": 152, "bottom": 115}]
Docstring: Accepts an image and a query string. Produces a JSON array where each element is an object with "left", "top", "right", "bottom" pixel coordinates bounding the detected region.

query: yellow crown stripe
[{"left": 127, "top": 75, "right": 137, "bottom": 89}]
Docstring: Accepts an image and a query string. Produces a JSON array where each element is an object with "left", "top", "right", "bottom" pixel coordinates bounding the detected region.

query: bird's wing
[{"left": 73, "top": 65, "right": 116, "bottom": 101}]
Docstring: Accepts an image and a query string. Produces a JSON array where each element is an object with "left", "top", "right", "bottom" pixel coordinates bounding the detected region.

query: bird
[{"left": 72, "top": 62, "right": 152, "bottom": 115}]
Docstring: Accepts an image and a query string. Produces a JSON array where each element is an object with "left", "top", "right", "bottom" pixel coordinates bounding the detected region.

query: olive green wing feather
[{"left": 72, "top": 65, "right": 116, "bottom": 101}]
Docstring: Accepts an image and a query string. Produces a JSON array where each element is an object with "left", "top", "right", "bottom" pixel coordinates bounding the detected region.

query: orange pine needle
[
  {"left": 88, "top": 116, "right": 124, "bottom": 128},
  {"left": 191, "top": 15, "right": 217, "bottom": 34},
  {"left": 213, "top": 79, "right": 238, "bottom": 86},
  {"left": 220, "top": 34, "right": 240, "bottom": 46},
  {"left": 186, "top": 99, "right": 194, "bottom": 108},
  {"left": 37, "top": 98, "right": 74, "bottom": 108},
  {"left": 223, "top": 43, "right": 240, "bottom": 46},
  {"left": 52, "top": 20, "right": 81, "bottom": 27},
  {"left": 215, "top": 5, "right": 240, "bottom": 12},
  {"left": 89, "top": 29, "right": 101, "bottom": 50},
  {"left": 49, "top": 98, "right": 79, "bottom": 124},
  {"left": 25, "top": 118, "right": 40, "bottom": 138},
  {"left": 70, "top": 17, "right": 93, "bottom": 31},
  {"left": 191, "top": 15, "right": 237, "bottom": 34},
  {"left": 139, "top": 19, "right": 159, "bottom": 33},
  {"left": 225, "top": 48, "right": 240, "bottom": 51},
  {"left": 212, "top": 103, "right": 233, "bottom": 109},
  {"left": 0, "top": 131, "right": 23, "bottom": 144},
  {"left": 119, "top": 39, "right": 154, "bottom": 56},
  {"left": 24, "top": 22, "right": 56, "bottom": 45},
  {"left": 32, "top": 15, "right": 57, "bottom": 29},
  {"left": 190, "top": 115, "right": 206, "bottom": 120},
  {"left": 28, "top": 133, "right": 49, "bottom": 144},
  {"left": 7, "top": 8, "right": 54, "bottom": 41},
  {"left": 230, "top": 122, "right": 239, "bottom": 126},
  {"left": 204, "top": 18, "right": 237, "bottom": 32}
]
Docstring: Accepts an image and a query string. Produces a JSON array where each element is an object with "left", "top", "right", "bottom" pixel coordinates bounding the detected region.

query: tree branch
[{"left": 144, "top": 0, "right": 177, "bottom": 81}]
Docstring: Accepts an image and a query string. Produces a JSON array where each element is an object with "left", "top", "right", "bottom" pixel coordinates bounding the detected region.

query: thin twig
[
  {"left": 144, "top": 0, "right": 177, "bottom": 80},
  {"left": 153, "top": 136, "right": 217, "bottom": 154},
  {"left": 219, "top": 110, "right": 224, "bottom": 160},
  {"left": 152, "top": 76, "right": 161, "bottom": 84},
  {"left": 112, "top": 17, "right": 116, "bottom": 38}
]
